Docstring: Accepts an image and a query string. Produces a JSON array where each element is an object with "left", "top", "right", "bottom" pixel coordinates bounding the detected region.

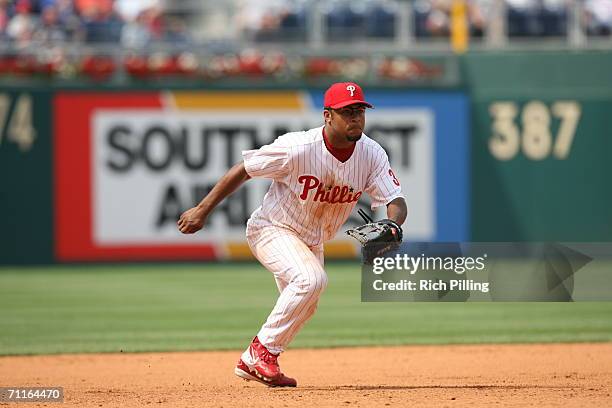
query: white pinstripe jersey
[{"left": 242, "top": 126, "right": 403, "bottom": 247}]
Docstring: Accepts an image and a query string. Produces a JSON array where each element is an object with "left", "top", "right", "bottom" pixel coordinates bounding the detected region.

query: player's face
[{"left": 327, "top": 104, "right": 366, "bottom": 142}]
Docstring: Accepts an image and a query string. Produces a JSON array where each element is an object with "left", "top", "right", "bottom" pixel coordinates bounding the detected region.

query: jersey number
[{"left": 389, "top": 169, "right": 400, "bottom": 186}]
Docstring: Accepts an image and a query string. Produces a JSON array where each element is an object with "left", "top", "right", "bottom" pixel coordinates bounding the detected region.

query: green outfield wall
[
  {"left": 0, "top": 89, "right": 53, "bottom": 264},
  {"left": 0, "top": 50, "right": 611, "bottom": 264},
  {"left": 465, "top": 51, "right": 612, "bottom": 241}
]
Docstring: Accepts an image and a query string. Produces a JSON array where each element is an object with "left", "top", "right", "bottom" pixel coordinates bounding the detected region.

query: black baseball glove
[{"left": 346, "top": 209, "right": 403, "bottom": 264}]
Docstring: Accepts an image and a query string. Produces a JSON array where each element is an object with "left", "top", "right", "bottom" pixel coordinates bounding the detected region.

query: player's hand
[{"left": 177, "top": 206, "right": 208, "bottom": 234}]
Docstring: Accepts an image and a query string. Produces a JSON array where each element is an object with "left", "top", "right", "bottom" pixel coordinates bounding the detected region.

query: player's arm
[
  {"left": 386, "top": 196, "right": 407, "bottom": 226},
  {"left": 365, "top": 157, "right": 407, "bottom": 227},
  {"left": 177, "top": 161, "right": 251, "bottom": 234}
]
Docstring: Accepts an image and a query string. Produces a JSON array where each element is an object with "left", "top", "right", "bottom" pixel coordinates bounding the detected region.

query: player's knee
[
  {"left": 318, "top": 272, "right": 329, "bottom": 292},
  {"left": 311, "top": 271, "right": 328, "bottom": 295},
  {"left": 293, "top": 271, "right": 327, "bottom": 296}
]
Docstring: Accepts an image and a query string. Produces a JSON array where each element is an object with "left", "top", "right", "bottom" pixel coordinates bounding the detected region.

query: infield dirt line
[{"left": 1, "top": 343, "right": 611, "bottom": 407}]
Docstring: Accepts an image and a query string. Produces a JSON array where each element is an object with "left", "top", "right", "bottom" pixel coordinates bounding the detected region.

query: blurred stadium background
[
  {"left": 0, "top": 0, "right": 611, "bottom": 82},
  {"left": 1, "top": 0, "right": 612, "bottom": 355}
]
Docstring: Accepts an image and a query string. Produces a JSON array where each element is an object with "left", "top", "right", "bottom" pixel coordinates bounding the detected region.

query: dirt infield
[{"left": 1, "top": 343, "right": 611, "bottom": 407}]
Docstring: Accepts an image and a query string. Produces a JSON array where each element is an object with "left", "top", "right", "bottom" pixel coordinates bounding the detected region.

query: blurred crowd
[
  {"left": 238, "top": 0, "right": 612, "bottom": 41},
  {"left": 0, "top": 0, "right": 192, "bottom": 48},
  {"left": 0, "top": 0, "right": 611, "bottom": 49},
  {"left": 1, "top": 0, "right": 608, "bottom": 81}
]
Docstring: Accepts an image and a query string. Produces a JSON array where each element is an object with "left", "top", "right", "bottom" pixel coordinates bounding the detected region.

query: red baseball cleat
[
  {"left": 235, "top": 359, "right": 297, "bottom": 388},
  {"left": 248, "top": 336, "right": 281, "bottom": 380}
]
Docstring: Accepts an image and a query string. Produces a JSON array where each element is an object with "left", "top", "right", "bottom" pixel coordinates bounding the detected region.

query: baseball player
[{"left": 178, "top": 82, "right": 407, "bottom": 387}]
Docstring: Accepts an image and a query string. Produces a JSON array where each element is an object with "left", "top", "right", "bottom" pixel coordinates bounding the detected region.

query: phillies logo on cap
[{"left": 323, "top": 82, "right": 373, "bottom": 109}]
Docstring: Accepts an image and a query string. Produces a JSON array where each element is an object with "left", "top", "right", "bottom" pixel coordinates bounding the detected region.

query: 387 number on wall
[{"left": 488, "top": 101, "right": 581, "bottom": 161}]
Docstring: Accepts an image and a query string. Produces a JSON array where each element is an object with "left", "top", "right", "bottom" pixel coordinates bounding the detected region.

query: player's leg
[
  {"left": 272, "top": 244, "right": 324, "bottom": 347},
  {"left": 248, "top": 228, "right": 327, "bottom": 353},
  {"left": 264, "top": 243, "right": 321, "bottom": 294},
  {"left": 236, "top": 226, "right": 327, "bottom": 386}
]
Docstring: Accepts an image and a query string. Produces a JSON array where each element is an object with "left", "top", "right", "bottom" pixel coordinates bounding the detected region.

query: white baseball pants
[{"left": 244, "top": 224, "right": 328, "bottom": 355}]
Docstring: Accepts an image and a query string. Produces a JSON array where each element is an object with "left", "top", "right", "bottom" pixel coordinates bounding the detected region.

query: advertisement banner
[{"left": 54, "top": 90, "right": 468, "bottom": 261}]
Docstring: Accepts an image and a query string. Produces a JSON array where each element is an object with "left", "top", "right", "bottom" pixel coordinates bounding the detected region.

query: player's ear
[{"left": 323, "top": 108, "right": 332, "bottom": 124}]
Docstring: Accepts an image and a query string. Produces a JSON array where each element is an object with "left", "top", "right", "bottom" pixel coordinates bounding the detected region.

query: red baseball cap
[{"left": 323, "top": 82, "right": 373, "bottom": 109}]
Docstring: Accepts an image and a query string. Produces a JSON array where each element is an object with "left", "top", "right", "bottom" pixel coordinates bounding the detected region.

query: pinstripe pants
[{"left": 244, "top": 223, "right": 328, "bottom": 356}]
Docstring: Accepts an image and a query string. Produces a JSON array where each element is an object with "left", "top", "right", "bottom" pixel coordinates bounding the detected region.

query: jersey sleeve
[
  {"left": 242, "top": 137, "right": 292, "bottom": 180},
  {"left": 364, "top": 148, "right": 404, "bottom": 209}
]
